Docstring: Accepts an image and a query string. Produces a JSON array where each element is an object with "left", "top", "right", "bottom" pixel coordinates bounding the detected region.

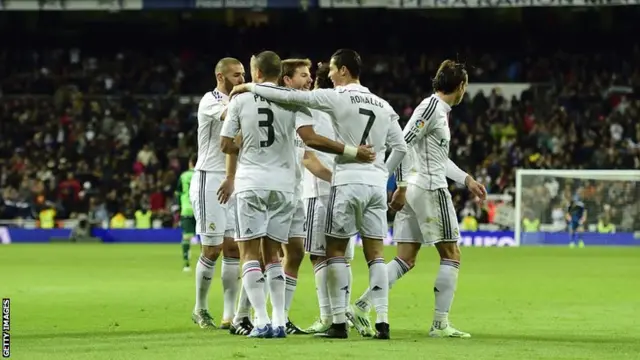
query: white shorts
[
  {"left": 288, "top": 198, "right": 306, "bottom": 239},
  {"left": 305, "top": 195, "right": 355, "bottom": 260},
  {"left": 325, "top": 184, "right": 387, "bottom": 240},
  {"left": 224, "top": 194, "right": 236, "bottom": 239},
  {"left": 234, "top": 189, "right": 295, "bottom": 244},
  {"left": 393, "top": 185, "right": 460, "bottom": 244},
  {"left": 190, "top": 171, "right": 230, "bottom": 246}
]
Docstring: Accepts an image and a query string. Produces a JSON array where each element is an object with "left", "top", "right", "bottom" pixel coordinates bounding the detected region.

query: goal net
[{"left": 514, "top": 170, "right": 640, "bottom": 246}]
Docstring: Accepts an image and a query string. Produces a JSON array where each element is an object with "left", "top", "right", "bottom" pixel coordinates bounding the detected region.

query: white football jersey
[
  {"left": 220, "top": 84, "right": 314, "bottom": 193},
  {"left": 194, "top": 89, "right": 228, "bottom": 172},
  {"left": 294, "top": 135, "right": 305, "bottom": 198},
  {"left": 251, "top": 83, "right": 406, "bottom": 188},
  {"left": 399, "top": 94, "right": 452, "bottom": 190},
  {"left": 302, "top": 109, "right": 335, "bottom": 199}
]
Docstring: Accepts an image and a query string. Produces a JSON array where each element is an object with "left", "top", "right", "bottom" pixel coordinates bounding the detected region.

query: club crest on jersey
[
  {"left": 209, "top": 223, "right": 216, "bottom": 231},
  {"left": 415, "top": 119, "right": 425, "bottom": 129}
]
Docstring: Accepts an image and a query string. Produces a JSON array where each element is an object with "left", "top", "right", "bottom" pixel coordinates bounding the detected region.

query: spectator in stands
[{"left": 1, "top": 12, "right": 639, "bottom": 232}]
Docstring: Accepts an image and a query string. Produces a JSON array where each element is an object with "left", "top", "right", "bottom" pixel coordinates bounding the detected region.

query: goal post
[{"left": 514, "top": 169, "right": 640, "bottom": 246}]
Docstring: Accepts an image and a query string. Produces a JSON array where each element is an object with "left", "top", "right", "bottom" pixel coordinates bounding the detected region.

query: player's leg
[
  {"left": 189, "top": 171, "right": 224, "bottom": 329},
  {"left": 428, "top": 189, "right": 469, "bottom": 338},
  {"left": 352, "top": 195, "right": 422, "bottom": 336},
  {"left": 235, "top": 190, "right": 273, "bottom": 338},
  {"left": 180, "top": 215, "right": 196, "bottom": 271},
  {"left": 355, "top": 185, "right": 391, "bottom": 340},
  {"left": 304, "top": 196, "right": 332, "bottom": 333},
  {"left": 317, "top": 186, "right": 355, "bottom": 339},
  {"left": 220, "top": 195, "right": 241, "bottom": 329},
  {"left": 280, "top": 198, "right": 306, "bottom": 334},
  {"left": 220, "top": 237, "right": 240, "bottom": 328},
  {"left": 263, "top": 190, "right": 296, "bottom": 338},
  {"left": 568, "top": 222, "right": 577, "bottom": 247}
]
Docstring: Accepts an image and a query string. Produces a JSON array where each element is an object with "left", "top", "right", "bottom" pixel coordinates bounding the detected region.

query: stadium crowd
[{"left": 1, "top": 18, "right": 639, "bottom": 231}]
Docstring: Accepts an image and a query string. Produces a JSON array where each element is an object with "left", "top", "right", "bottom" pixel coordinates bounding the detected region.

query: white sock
[
  {"left": 265, "top": 262, "right": 286, "bottom": 328},
  {"left": 313, "top": 260, "right": 331, "bottom": 322},
  {"left": 221, "top": 257, "right": 240, "bottom": 322},
  {"left": 195, "top": 255, "right": 216, "bottom": 311},
  {"left": 233, "top": 287, "right": 252, "bottom": 323},
  {"left": 433, "top": 259, "right": 460, "bottom": 329},
  {"left": 326, "top": 256, "right": 350, "bottom": 324},
  {"left": 356, "top": 257, "right": 411, "bottom": 312},
  {"left": 241, "top": 260, "right": 270, "bottom": 328},
  {"left": 367, "top": 258, "right": 389, "bottom": 324},
  {"left": 284, "top": 273, "right": 297, "bottom": 318}
]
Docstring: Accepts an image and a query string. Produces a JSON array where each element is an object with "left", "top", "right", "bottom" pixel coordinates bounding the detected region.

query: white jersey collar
[
  {"left": 212, "top": 88, "right": 230, "bottom": 102},
  {"left": 433, "top": 93, "right": 451, "bottom": 112},
  {"left": 338, "top": 83, "right": 371, "bottom": 93}
]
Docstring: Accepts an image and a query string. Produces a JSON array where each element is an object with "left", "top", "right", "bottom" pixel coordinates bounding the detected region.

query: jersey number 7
[
  {"left": 359, "top": 108, "right": 376, "bottom": 145},
  {"left": 258, "top": 108, "right": 275, "bottom": 148}
]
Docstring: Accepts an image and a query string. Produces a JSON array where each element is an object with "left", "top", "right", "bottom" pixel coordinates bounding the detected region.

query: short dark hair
[
  {"left": 315, "top": 62, "right": 332, "bottom": 89},
  {"left": 189, "top": 153, "right": 197, "bottom": 166},
  {"left": 278, "top": 58, "right": 312, "bottom": 86},
  {"left": 432, "top": 60, "right": 468, "bottom": 94},
  {"left": 215, "top": 57, "right": 242, "bottom": 74},
  {"left": 331, "top": 49, "right": 361, "bottom": 79},
  {"left": 254, "top": 51, "right": 282, "bottom": 80}
]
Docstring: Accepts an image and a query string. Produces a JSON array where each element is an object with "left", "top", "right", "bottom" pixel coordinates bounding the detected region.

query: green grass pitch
[{"left": 1, "top": 245, "right": 639, "bottom": 360}]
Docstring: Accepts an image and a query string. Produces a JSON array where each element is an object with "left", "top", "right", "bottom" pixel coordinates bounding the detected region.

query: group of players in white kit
[{"left": 186, "top": 49, "right": 487, "bottom": 340}]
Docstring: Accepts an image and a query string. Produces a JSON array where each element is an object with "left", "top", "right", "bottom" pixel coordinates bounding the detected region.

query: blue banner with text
[{"left": 1, "top": 227, "right": 639, "bottom": 246}]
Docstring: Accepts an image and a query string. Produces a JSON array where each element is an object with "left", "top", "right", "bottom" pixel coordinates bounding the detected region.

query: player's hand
[
  {"left": 389, "top": 188, "right": 406, "bottom": 212},
  {"left": 217, "top": 177, "right": 234, "bottom": 204},
  {"left": 466, "top": 177, "right": 487, "bottom": 204},
  {"left": 356, "top": 144, "right": 376, "bottom": 163},
  {"left": 229, "top": 84, "right": 252, "bottom": 98}
]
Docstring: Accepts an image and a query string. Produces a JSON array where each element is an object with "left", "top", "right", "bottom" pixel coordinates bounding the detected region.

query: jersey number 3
[
  {"left": 258, "top": 108, "right": 275, "bottom": 148},
  {"left": 359, "top": 108, "right": 376, "bottom": 145}
]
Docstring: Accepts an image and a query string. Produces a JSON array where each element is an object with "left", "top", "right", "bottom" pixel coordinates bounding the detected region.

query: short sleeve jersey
[{"left": 220, "top": 85, "right": 314, "bottom": 193}]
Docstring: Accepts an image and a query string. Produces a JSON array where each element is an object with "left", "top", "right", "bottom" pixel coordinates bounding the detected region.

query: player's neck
[
  {"left": 256, "top": 78, "right": 279, "bottom": 85},
  {"left": 436, "top": 91, "right": 457, "bottom": 107},
  {"left": 215, "top": 85, "right": 229, "bottom": 96},
  {"left": 338, "top": 78, "right": 360, "bottom": 87}
]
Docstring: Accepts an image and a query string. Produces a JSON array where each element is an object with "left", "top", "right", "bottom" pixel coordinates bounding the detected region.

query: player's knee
[
  {"left": 222, "top": 237, "right": 240, "bottom": 258},
  {"left": 325, "top": 236, "right": 348, "bottom": 258},
  {"left": 283, "top": 239, "right": 305, "bottom": 265},
  {"left": 310, "top": 254, "right": 326, "bottom": 266},
  {"left": 201, "top": 243, "right": 222, "bottom": 261},
  {"left": 396, "top": 243, "right": 420, "bottom": 268},
  {"left": 436, "top": 242, "right": 460, "bottom": 261},
  {"left": 361, "top": 237, "right": 384, "bottom": 261},
  {"left": 284, "top": 248, "right": 304, "bottom": 268}
]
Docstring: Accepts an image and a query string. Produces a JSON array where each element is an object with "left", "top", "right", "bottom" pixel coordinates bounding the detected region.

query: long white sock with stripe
[
  {"left": 242, "top": 260, "right": 270, "bottom": 328},
  {"left": 221, "top": 257, "right": 240, "bottom": 321},
  {"left": 356, "top": 257, "right": 411, "bottom": 312},
  {"left": 313, "top": 260, "right": 331, "bottom": 323},
  {"left": 367, "top": 258, "right": 389, "bottom": 324},
  {"left": 265, "top": 262, "right": 286, "bottom": 328},
  {"left": 284, "top": 273, "right": 297, "bottom": 318},
  {"left": 433, "top": 259, "right": 460, "bottom": 329},
  {"left": 195, "top": 255, "right": 216, "bottom": 311}
]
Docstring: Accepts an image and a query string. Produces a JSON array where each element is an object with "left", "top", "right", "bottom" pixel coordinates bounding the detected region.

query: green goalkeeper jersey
[{"left": 175, "top": 169, "right": 194, "bottom": 216}]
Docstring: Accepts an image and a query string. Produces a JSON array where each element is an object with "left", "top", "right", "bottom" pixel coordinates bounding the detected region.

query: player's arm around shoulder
[{"left": 242, "top": 83, "right": 339, "bottom": 113}]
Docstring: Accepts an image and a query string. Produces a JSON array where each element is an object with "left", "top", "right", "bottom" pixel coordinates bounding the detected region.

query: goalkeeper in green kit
[{"left": 176, "top": 155, "right": 197, "bottom": 271}]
